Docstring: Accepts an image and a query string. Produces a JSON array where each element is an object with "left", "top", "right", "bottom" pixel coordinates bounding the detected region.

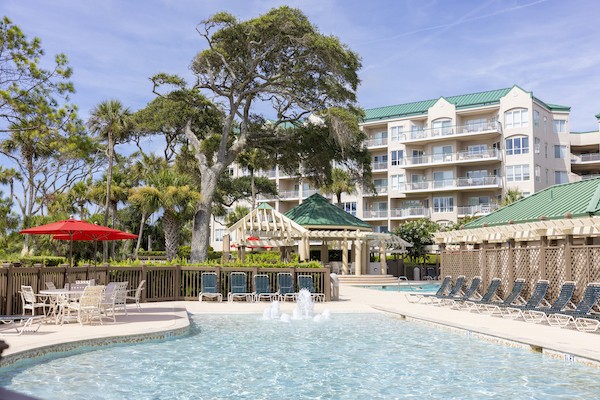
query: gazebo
[{"left": 226, "top": 194, "right": 410, "bottom": 275}]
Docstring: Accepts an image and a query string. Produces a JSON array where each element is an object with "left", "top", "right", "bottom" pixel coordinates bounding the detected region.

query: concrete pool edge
[{"left": 373, "top": 305, "right": 600, "bottom": 369}]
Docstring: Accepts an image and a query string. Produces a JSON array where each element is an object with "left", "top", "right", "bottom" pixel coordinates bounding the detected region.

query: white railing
[
  {"left": 390, "top": 207, "right": 430, "bottom": 218},
  {"left": 403, "top": 149, "right": 500, "bottom": 166},
  {"left": 302, "top": 189, "right": 319, "bottom": 198},
  {"left": 369, "top": 185, "right": 388, "bottom": 195},
  {"left": 363, "top": 210, "right": 388, "bottom": 218},
  {"left": 401, "top": 120, "right": 500, "bottom": 142},
  {"left": 371, "top": 161, "right": 388, "bottom": 170},
  {"left": 571, "top": 153, "right": 600, "bottom": 163},
  {"left": 457, "top": 204, "right": 500, "bottom": 216},
  {"left": 279, "top": 190, "right": 299, "bottom": 198},
  {"left": 365, "top": 137, "right": 388, "bottom": 147},
  {"left": 404, "top": 176, "right": 501, "bottom": 191}
]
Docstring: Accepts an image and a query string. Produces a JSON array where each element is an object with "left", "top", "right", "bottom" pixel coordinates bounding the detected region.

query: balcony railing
[
  {"left": 363, "top": 210, "right": 388, "bottom": 218},
  {"left": 302, "top": 189, "right": 319, "bottom": 198},
  {"left": 403, "top": 149, "right": 500, "bottom": 166},
  {"left": 390, "top": 207, "right": 430, "bottom": 218},
  {"left": 279, "top": 190, "right": 299, "bottom": 199},
  {"left": 457, "top": 203, "right": 500, "bottom": 216},
  {"left": 365, "top": 137, "right": 388, "bottom": 147},
  {"left": 367, "top": 185, "right": 388, "bottom": 195},
  {"left": 371, "top": 161, "right": 388, "bottom": 171},
  {"left": 401, "top": 120, "right": 500, "bottom": 142},
  {"left": 404, "top": 176, "right": 501, "bottom": 191},
  {"left": 571, "top": 153, "right": 600, "bottom": 163}
]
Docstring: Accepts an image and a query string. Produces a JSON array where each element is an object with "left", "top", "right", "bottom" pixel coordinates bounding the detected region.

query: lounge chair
[
  {"left": 499, "top": 280, "right": 550, "bottom": 319},
  {"left": 277, "top": 272, "right": 296, "bottom": 302},
  {"left": 228, "top": 272, "right": 252, "bottom": 302},
  {"left": 253, "top": 274, "right": 276, "bottom": 302},
  {"left": 406, "top": 275, "right": 452, "bottom": 303},
  {"left": 474, "top": 278, "right": 526, "bottom": 313},
  {"left": 126, "top": 280, "right": 146, "bottom": 311},
  {"left": 199, "top": 272, "right": 222, "bottom": 302},
  {"left": 461, "top": 278, "right": 502, "bottom": 311},
  {"left": 421, "top": 275, "right": 465, "bottom": 305},
  {"left": 545, "top": 283, "right": 600, "bottom": 328},
  {"left": 438, "top": 276, "right": 482, "bottom": 307},
  {"left": 0, "top": 315, "right": 45, "bottom": 335},
  {"left": 521, "top": 281, "right": 576, "bottom": 323},
  {"left": 20, "top": 285, "right": 49, "bottom": 317},
  {"left": 297, "top": 274, "right": 325, "bottom": 302}
]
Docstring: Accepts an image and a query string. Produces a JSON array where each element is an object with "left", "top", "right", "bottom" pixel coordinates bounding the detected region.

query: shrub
[{"left": 18, "top": 256, "right": 67, "bottom": 267}]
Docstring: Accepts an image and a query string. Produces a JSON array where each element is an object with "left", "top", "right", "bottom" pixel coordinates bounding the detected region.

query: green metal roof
[
  {"left": 465, "top": 178, "right": 600, "bottom": 228},
  {"left": 284, "top": 194, "right": 372, "bottom": 230},
  {"left": 571, "top": 130, "right": 598, "bottom": 135},
  {"left": 256, "top": 202, "right": 274, "bottom": 210},
  {"left": 545, "top": 103, "right": 571, "bottom": 112}
]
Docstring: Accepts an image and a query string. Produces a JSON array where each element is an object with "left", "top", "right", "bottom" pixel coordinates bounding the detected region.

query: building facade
[{"left": 211, "top": 85, "right": 587, "bottom": 250}]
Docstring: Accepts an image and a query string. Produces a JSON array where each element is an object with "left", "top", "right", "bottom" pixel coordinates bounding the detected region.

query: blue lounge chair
[
  {"left": 439, "top": 276, "right": 482, "bottom": 307},
  {"left": 228, "top": 272, "right": 252, "bottom": 302},
  {"left": 475, "top": 278, "right": 526, "bottom": 313},
  {"left": 521, "top": 281, "right": 576, "bottom": 323},
  {"left": 545, "top": 283, "right": 600, "bottom": 327},
  {"left": 253, "top": 274, "right": 276, "bottom": 302},
  {"left": 499, "top": 280, "right": 550, "bottom": 319},
  {"left": 407, "top": 275, "right": 452, "bottom": 303},
  {"left": 461, "top": 278, "right": 502, "bottom": 311},
  {"left": 277, "top": 272, "right": 296, "bottom": 301},
  {"left": 199, "top": 272, "right": 222, "bottom": 302},
  {"left": 423, "top": 275, "right": 465, "bottom": 305},
  {"left": 297, "top": 274, "right": 325, "bottom": 302}
]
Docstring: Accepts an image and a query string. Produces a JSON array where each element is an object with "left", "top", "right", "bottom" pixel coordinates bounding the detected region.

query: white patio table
[{"left": 40, "top": 288, "right": 85, "bottom": 324}]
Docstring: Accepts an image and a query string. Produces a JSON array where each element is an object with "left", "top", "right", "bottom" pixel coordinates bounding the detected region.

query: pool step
[{"left": 336, "top": 275, "right": 400, "bottom": 285}]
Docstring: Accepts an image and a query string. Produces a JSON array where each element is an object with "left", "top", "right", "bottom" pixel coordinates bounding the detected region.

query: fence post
[
  {"left": 36, "top": 264, "right": 44, "bottom": 293},
  {"left": 6, "top": 265, "right": 14, "bottom": 315},
  {"left": 564, "top": 234, "right": 573, "bottom": 282},
  {"left": 324, "top": 268, "right": 331, "bottom": 301},
  {"left": 141, "top": 264, "right": 148, "bottom": 303},
  {"left": 439, "top": 244, "right": 446, "bottom": 277},
  {"left": 174, "top": 264, "right": 181, "bottom": 301}
]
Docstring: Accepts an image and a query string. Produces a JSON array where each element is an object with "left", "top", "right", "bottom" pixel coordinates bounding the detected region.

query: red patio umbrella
[
  {"left": 53, "top": 231, "right": 138, "bottom": 266},
  {"left": 19, "top": 217, "right": 130, "bottom": 266}
]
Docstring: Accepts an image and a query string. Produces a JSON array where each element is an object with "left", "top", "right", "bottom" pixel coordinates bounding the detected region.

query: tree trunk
[
  {"left": 163, "top": 210, "right": 179, "bottom": 261},
  {"left": 103, "top": 134, "right": 114, "bottom": 262},
  {"left": 134, "top": 212, "right": 147, "bottom": 256},
  {"left": 191, "top": 202, "right": 212, "bottom": 263}
]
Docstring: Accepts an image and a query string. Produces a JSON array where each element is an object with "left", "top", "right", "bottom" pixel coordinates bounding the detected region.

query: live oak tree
[{"left": 152, "top": 7, "right": 366, "bottom": 262}]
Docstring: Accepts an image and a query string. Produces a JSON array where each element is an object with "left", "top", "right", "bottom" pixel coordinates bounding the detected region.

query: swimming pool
[
  {"left": 2, "top": 313, "right": 600, "bottom": 399},
  {"left": 361, "top": 282, "right": 440, "bottom": 292}
]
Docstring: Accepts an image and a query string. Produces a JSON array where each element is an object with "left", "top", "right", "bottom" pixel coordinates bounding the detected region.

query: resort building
[{"left": 211, "top": 85, "right": 600, "bottom": 251}]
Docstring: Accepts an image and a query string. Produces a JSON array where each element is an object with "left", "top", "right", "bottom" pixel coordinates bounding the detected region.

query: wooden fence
[
  {"left": 441, "top": 245, "right": 600, "bottom": 304},
  {"left": 0, "top": 263, "right": 331, "bottom": 315}
]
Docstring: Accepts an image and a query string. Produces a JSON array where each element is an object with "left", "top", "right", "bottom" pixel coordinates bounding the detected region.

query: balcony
[
  {"left": 390, "top": 207, "right": 430, "bottom": 219},
  {"left": 257, "top": 169, "right": 277, "bottom": 178},
  {"left": 457, "top": 203, "right": 500, "bottom": 216},
  {"left": 302, "top": 189, "right": 319, "bottom": 198},
  {"left": 366, "top": 185, "right": 388, "bottom": 196},
  {"left": 371, "top": 161, "right": 388, "bottom": 171},
  {"left": 363, "top": 209, "right": 388, "bottom": 219},
  {"left": 279, "top": 190, "right": 299, "bottom": 199},
  {"left": 399, "top": 121, "right": 501, "bottom": 144},
  {"left": 365, "top": 137, "right": 388, "bottom": 148},
  {"left": 404, "top": 176, "right": 502, "bottom": 193},
  {"left": 403, "top": 149, "right": 501, "bottom": 169}
]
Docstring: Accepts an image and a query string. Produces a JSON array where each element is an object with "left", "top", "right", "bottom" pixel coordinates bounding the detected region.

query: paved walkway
[{"left": 3, "top": 284, "right": 600, "bottom": 367}]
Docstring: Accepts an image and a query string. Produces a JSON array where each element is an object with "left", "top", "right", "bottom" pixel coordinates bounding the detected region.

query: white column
[
  {"left": 355, "top": 239, "right": 362, "bottom": 276},
  {"left": 380, "top": 240, "right": 387, "bottom": 275},
  {"left": 342, "top": 238, "right": 349, "bottom": 275}
]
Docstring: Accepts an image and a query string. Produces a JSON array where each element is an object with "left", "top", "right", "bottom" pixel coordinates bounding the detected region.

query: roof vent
[
  {"left": 564, "top": 212, "right": 573, "bottom": 219},
  {"left": 540, "top": 215, "right": 548, "bottom": 221}
]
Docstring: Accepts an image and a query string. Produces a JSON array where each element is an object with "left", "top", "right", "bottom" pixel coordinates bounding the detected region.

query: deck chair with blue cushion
[
  {"left": 0, "top": 315, "right": 45, "bottom": 335},
  {"left": 297, "top": 274, "right": 325, "bottom": 302},
  {"left": 544, "top": 283, "right": 600, "bottom": 328},
  {"left": 522, "top": 281, "right": 576, "bottom": 324},
  {"left": 499, "top": 280, "right": 550, "bottom": 319},
  {"left": 228, "top": 272, "right": 252, "bottom": 302},
  {"left": 277, "top": 272, "right": 296, "bottom": 301},
  {"left": 407, "top": 275, "right": 452, "bottom": 303},
  {"left": 474, "top": 278, "right": 526, "bottom": 313},
  {"left": 461, "top": 278, "right": 502, "bottom": 311},
  {"left": 253, "top": 274, "right": 276, "bottom": 302},
  {"left": 421, "top": 276, "right": 465, "bottom": 305},
  {"left": 199, "top": 272, "right": 223, "bottom": 302},
  {"left": 439, "top": 276, "right": 482, "bottom": 307}
]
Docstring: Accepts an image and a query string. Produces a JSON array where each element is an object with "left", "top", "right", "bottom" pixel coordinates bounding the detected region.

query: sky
[{"left": 4, "top": 0, "right": 600, "bottom": 132}]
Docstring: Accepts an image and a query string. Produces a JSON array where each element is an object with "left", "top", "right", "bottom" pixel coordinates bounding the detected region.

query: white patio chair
[
  {"left": 20, "top": 285, "right": 49, "bottom": 317},
  {"left": 62, "top": 285, "right": 106, "bottom": 326},
  {"left": 45, "top": 282, "right": 56, "bottom": 290},
  {"left": 101, "top": 282, "right": 128, "bottom": 322},
  {"left": 126, "top": 280, "right": 145, "bottom": 312}
]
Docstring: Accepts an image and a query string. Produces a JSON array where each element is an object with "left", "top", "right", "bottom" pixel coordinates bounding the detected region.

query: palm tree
[
  {"left": 236, "top": 148, "right": 272, "bottom": 210},
  {"left": 225, "top": 206, "right": 250, "bottom": 228},
  {"left": 502, "top": 188, "right": 523, "bottom": 206},
  {"left": 320, "top": 168, "right": 357, "bottom": 205},
  {"left": 88, "top": 100, "right": 132, "bottom": 260},
  {"left": 129, "top": 169, "right": 201, "bottom": 260}
]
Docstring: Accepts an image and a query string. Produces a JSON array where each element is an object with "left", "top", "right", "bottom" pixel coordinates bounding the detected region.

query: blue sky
[{"left": 4, "top": 0, "right": 600, "bottom": 131}]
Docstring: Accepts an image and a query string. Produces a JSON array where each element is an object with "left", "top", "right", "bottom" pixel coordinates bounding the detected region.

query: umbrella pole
[
  {"left": 69, "top": 232, "right": 74, "bottom": 268},
  {"left": 94, "top": 240, "right": 98, "bottom": 267}
]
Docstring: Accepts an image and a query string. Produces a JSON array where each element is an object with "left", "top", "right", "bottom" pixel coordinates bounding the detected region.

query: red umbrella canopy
[
  {"left": 20, "top": 218, "right": 122, "bottom": 236},
  {"left": 52, "top": 231, "right": 138, "bottom": 241}
]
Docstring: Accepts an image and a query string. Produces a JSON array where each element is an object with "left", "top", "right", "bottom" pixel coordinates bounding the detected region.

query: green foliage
[
  {"left": 225, "top": 206, "right": 249, "bottom": 228},
  {"left": 502, "top": 188, "right": 523, "bottom": 206},
  {"left": 18, "top": 256, "right": 66, "bottom": 267},
  {"left": 394, "top": 219, "right": 440, "bottom": 264},
  {"left": 137, "top": 250, "right": 167, "bottom": 256},
  {"left": 320, "top": 168, "right": 357, "bottom": 205}
]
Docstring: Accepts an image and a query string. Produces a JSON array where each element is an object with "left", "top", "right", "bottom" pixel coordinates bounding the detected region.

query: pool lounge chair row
[
  {"left": 199, "top": 272, "right": 325, "bottom": 303},
  {"left": 408, "top": 275, "right": 600, "bottom": 332}
]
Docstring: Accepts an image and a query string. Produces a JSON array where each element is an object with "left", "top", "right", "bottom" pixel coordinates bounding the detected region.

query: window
[
  {"left": 553, "top": 120, "right": 566, "bottom": 134},
  {"left": 554, "top": 145, "right": 567, "bottom": 159},
  {"left": 433, "top": 170, "right": 453, "bottom": 188},
  {"left": 504, "top": 108, "right": 529, "bottom": 129},
  {"left": 432, "top": 119, "right": 452, "bottom": 136},
  {"left": 534, "top": 110, "right": 540, "bottom": 127},
  {"left": 373, "top": 225, "right": 389, "bottom": 233},
  {"left": 341, "top": 202, "right": 357, "bottom": 216},
  {"left": 506, "top": 136, "right": 529, "bottom": 155},
  {"left": 468, "top": 196, "right": 490, "bottom": 206},
  {"left": 214, "top": 229, "right": 226, "bottom": 242},
  {"left": 433, "top": 196, "right": 454, "bottom": 213},
  {"left": 432, "top": 145, "right": 453, "bottom": 162},
  {"left": 467, "top": 144, "right": 487, "bottom": 155},
  {"left": 390, "top": 126, "right": 404, "bottom": 142},
  {"left": 534, "top": 138, "right": 540, "bottom": 154},
  {"left": 544, "top": 143, "right": 548, "bottom": 158},
  {"left": 390, "top": 174, "right": 405, "bottom": 191},
  {"left": 372, "top": 154, "right": 387, "bottom": 169},
  {"left": 555, "top": 171, "right": 568, "bottom": 184},
  {"left": 390, "top": 150, "right": 404, "bottom": 166},
  {"left": 535, "top": 165, "right": 541, "bottom": 182},
  {"left": 465, "top": 118, "right": 487, "bottom": 132},
  {"left": 545, "top": 168, "right": 549, "bottom": 184},
  {"left": 507, "top": 164, "right": 530, "bottom": 182},
  {"left": 373, "top": 178, "right": 388, "bottom": 190}
]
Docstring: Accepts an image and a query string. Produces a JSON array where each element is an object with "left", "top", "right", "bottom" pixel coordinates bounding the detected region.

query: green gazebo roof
[
  {"left": 284, "top": 194, "right": 372, "bottom": 230},
  {"left": 465, "top": 178, "right": 600, "bottom": 228}
]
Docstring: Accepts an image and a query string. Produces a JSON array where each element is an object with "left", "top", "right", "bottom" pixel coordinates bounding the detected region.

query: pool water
[
  {"left": 3, "top": 313, "right": 600, "bottom": 399},
  {"left": 361, "top": 282, "right": 440, "bottom": 292}
]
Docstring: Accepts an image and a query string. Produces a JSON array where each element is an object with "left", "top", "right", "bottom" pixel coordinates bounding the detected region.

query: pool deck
[{"left": 3, "top": 284, "right": 600, "bottom": 367}]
